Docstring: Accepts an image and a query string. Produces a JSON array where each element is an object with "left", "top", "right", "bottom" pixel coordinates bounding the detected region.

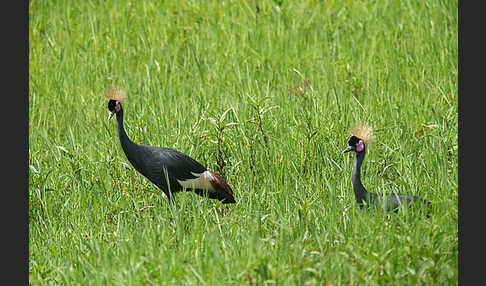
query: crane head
[
  {"left": 343, "top": 124, "right": 374, "bottom": 153},
  {"left": 107, "top": 100, "right": 121, "bottom": 120},
  {"left": 104, "top": 86, "right": 125, "bottom": 120},
  {"left": 343, "top": 135, "right": 365, "bottom": 153}
]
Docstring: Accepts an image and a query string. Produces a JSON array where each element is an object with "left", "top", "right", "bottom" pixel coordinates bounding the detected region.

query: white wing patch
[{"left": 177, "top": 171, "right": 216, "bottom": 191}]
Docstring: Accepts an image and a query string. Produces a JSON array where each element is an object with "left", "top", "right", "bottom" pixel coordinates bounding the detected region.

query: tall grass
[{"left": 29, "top": 0, "right": 457, "bottom": 284}]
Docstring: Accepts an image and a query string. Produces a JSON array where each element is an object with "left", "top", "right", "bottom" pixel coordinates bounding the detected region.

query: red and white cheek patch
[
  {"left": 356, "top": 141, "right": 364, "bottom": 152},
  {"left": 115, "top": 102, "right": 121, "bottom": 112}
]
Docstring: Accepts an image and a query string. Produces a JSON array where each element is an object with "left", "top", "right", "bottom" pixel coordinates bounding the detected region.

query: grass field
[{"left": 29, "top": 0, "right": 457, "bottom": 284}]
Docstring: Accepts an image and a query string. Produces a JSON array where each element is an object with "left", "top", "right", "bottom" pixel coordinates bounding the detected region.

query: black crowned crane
[
  {"left": 104, "top": 87, "right": 235, "bottom": 204},
  {"left": 343, "top": 125, "right": 430, "bottom": 213}
]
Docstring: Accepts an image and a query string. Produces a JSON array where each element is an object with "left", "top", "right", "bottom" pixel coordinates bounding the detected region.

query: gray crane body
[{"left": 344, "top": 136, "right": 429, "bottom": 213}]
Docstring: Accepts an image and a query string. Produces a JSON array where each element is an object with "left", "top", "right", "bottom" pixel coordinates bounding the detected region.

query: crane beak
[
  {"left": 108, "top": 110, "right": 115, "bottom": 120},
  {"left": 342, "top": 146, "right": 354, "bottom": 153}
]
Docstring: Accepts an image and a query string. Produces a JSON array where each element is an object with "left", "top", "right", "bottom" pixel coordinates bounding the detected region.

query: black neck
[
  {"left": 115, "top": 108, "right": 139, "bottom": 166},
  {"left": 352, "top": 150, "right": 368, "bottom": 205}
]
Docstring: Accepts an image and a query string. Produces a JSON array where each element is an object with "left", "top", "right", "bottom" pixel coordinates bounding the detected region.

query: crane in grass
[
  {"left": 343, "top": 125, "right": 430, "bottom": 213},
  {"left": 105, "top": 86, "right": 235, "bottom": 204}
]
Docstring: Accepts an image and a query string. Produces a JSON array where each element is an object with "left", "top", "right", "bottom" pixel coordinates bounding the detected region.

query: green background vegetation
[{"left": 29, "top": 0, "right": 457, "bottom": 284}]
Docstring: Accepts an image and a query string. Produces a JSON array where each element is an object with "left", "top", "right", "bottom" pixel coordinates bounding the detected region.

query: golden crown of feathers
[
  {"left": 349, "top": 124, "right": 375, "bottom": 146},
  {"left": 104, "top": 86, "right": 126, "bottom": 102}
]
